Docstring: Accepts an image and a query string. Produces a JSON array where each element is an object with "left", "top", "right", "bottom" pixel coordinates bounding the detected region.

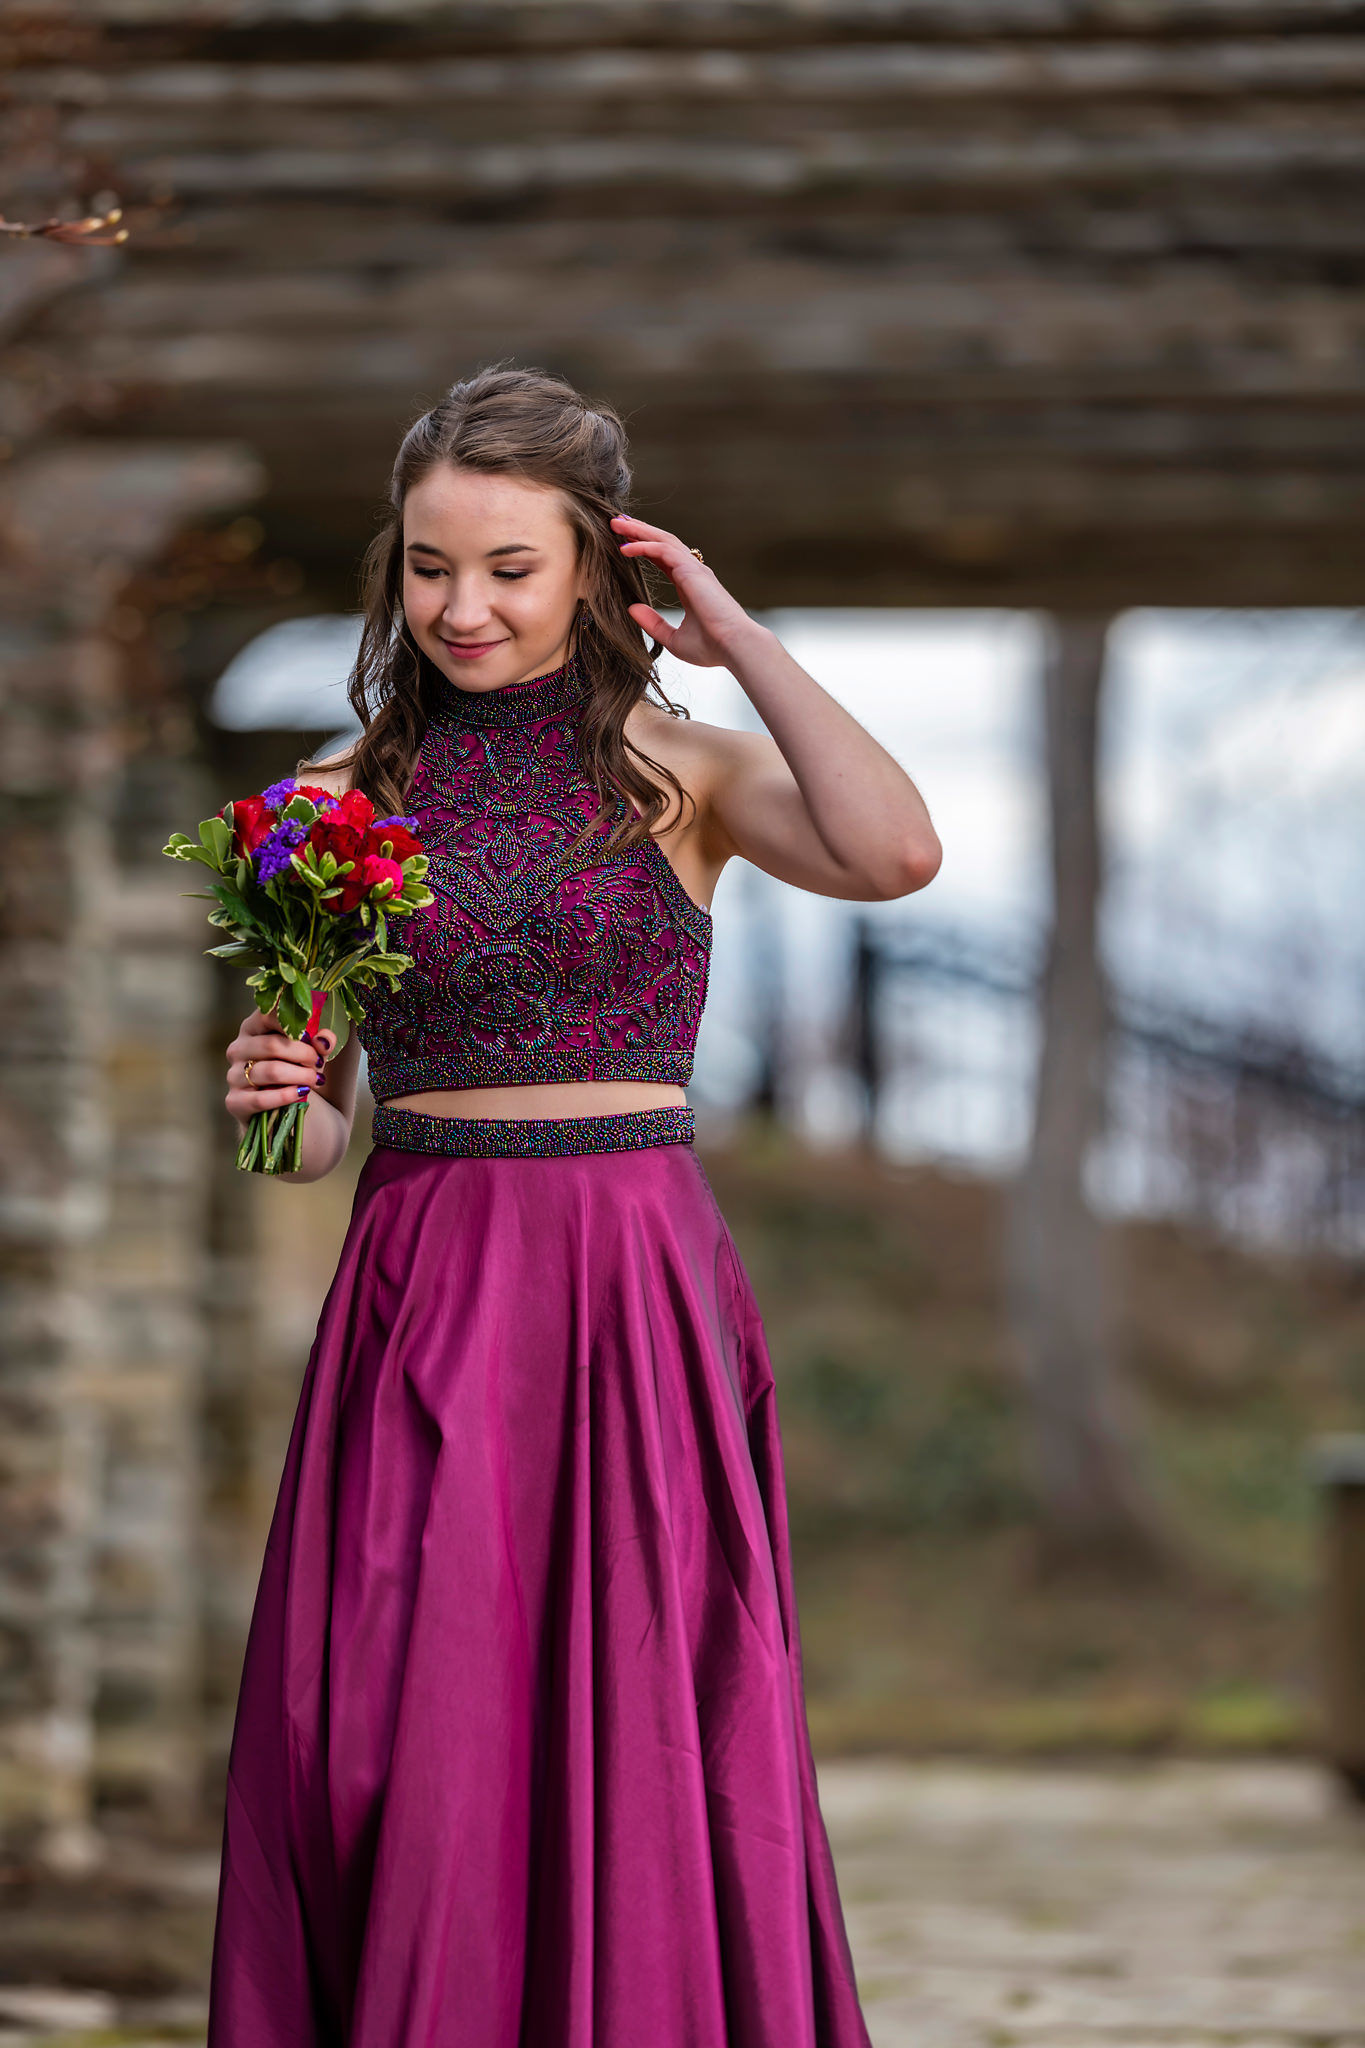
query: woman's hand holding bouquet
[{"left": 164, "top": 777, "right": 433, "bottom": 1174}]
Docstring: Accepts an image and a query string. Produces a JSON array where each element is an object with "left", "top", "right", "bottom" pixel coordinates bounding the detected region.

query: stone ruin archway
[{"left": 3, "top": 0, "right": 1364, "bottom": 1853}]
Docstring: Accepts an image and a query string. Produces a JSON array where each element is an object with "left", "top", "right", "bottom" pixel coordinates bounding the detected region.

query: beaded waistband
[{"left": 370, "top": 1102, "right": 695, "bottom": 1159}]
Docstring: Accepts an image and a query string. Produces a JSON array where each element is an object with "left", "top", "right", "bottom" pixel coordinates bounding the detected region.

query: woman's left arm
[{"left": 615, "top": 515, "right": 943, "bottom": 902}]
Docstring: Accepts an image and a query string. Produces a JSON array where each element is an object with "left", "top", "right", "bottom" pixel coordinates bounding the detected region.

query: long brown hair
[{"left": 308, "top": 364, "right": 692, "bottom": 853}]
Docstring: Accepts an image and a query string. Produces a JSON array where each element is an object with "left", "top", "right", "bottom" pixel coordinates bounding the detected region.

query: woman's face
[{"left": 401, "top": 464, "right": 586, "bottom": 694}]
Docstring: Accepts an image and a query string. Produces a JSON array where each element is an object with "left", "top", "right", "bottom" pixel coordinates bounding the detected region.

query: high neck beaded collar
[{"left": 433, "top": 653, "right": 588, "bottom": 731}]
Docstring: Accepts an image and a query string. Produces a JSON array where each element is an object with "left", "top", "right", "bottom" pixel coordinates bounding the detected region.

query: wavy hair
[{"left": 304, "top": 364, "right": 692, "bottom": 854}]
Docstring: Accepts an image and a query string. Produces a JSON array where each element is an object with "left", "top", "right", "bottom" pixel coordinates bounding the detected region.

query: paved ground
[
  {"left": 824, "top": 1759, "right": 1365, "bottom": 2048},
  {"left": 0, "top": 1761, "right": 1360, "bottom": 2045}
]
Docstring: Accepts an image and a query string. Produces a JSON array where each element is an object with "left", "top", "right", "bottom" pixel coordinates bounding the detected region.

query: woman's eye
[{"left": 409, "top": 565, "right": 530, "bottom": 583}]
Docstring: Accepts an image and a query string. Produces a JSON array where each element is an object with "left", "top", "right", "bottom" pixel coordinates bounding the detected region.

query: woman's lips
[{"left": 441, "top": 638, "right": 506, "bottom": 661}]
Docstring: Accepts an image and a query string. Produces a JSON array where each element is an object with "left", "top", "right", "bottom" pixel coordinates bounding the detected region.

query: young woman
[{"left": 209, "top": 366, "right": 941, "bottom": 2047}]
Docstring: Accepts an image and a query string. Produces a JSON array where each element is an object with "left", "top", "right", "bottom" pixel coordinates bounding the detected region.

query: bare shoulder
[
  {"left": 297, "top": 739, "right": 361, "bottom": 797},
  {"left": 626, "top": 698, "right": 771, "bottom": 796}
]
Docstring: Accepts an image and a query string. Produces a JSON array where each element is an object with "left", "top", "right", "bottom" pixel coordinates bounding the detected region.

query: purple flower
[
  {"left": 254, "top": 818, "right": 309, "bottom": 882},
  {"left": 373, "top": 814, "right": 418, "bottom": 831},
  {"left": 262, "top": 776, "right": 298, "bottom": 813}
]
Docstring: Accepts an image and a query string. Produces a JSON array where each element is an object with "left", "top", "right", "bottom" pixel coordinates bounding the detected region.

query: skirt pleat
[{"left": 206, "top": 1134, "right": 873, "bottom": 2048}]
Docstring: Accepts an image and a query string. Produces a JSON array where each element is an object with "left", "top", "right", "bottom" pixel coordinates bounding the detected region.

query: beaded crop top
[{"left": 355, "top": 655, "right": 712, "bottom": 1100}]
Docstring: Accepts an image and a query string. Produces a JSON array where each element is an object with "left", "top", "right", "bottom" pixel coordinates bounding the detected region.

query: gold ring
[
  {"left": 243, "top": 1058, "right": 256, "bottom": 1085},
  {"left": 688, "top": 546, "right": 704, "bottom": 563}
]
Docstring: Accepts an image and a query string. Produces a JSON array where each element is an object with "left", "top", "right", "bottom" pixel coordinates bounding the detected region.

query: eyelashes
[{"left": 410, "top": 567, "right": 531, "bottom": 582}]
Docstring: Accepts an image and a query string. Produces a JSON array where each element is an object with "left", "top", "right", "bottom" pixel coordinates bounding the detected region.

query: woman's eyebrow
[{"left": 404, "top": 540, "right": 541, "bottom": 559}]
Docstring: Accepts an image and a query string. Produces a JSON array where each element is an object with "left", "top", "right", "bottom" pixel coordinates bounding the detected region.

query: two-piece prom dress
[{"left": 206, "top": 655, "right": 874, "bottom": 2047}]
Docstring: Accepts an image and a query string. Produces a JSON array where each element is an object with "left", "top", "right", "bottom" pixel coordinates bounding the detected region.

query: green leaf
[
  {"left": 199, "top": 815, "right": 233, "bottom": 863},
  {"left": 318, "top": 945, "right": 377, "bottom": 986},
  {"left": 207, "top": 904, "right": 262, "bottom": 935},
  {"left": 278, "top": 961, "right": 298, "bottom": 983},
  {"left": 213, "top": 887, "right": 261, "bottom": 925},
  {"left": 247, "top": 970, "right": 283, "bottom": 1011},
  {"left": 275, "top": 983, "right": 309, "bottom": 1035}
]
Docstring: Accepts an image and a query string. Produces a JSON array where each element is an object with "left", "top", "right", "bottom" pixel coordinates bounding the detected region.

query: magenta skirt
[{"left": 206, "top": 1106, "right": 872, "bottom": 2048}]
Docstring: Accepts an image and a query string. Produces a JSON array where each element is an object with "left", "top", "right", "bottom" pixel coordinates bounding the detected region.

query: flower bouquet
[{"left": 164, "top": 777, "right": 433, "bottom": 1174}]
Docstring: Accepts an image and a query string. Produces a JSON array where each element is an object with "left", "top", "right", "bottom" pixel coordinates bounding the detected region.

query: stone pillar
[
  {"left": 95, "top": 864, "right": 216, "bottom": 1825},
  {"left": 0, "top": 441, "right": 261, "bottom": 1862}
]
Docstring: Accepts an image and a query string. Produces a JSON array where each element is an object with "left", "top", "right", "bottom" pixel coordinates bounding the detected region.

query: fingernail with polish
[{"left": 297, "top": 1084, "right": 310, "bottom": 1097}]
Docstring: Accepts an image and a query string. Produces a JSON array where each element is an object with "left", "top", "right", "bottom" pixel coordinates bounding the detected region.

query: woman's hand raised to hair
[
  {"left": 225, "top": 1006, "right": 338, "bottom": 1134},
  {"left": 615, "top": 516, "right": 943, "bottom": 906},
  {"left": 612, "top": 514, "right": 768, "bottom": 671}
]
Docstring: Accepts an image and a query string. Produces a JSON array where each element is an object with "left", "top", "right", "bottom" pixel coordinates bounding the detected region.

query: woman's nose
[{"left": 440, "top": 579, "right": 494, "bottom": 630}]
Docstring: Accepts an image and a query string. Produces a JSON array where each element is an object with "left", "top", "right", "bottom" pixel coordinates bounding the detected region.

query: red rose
[
  {"left": 359, "top": 853, "right": 404, "bottom": 901},
  {"left": 309, "top": 815, "right": 369, "bottom": 915},
  {"left": 226, "top": 794, "right": 274, "bottom": 859},
  {"left": 333, "top": 789, "right": 374, "bottom": 830},
  {"left": 322, "top": 870, "right": 369, "bottom": 915},
  {"left": 363, "top": 821, "right": 420, "bottom": 864},
  {"left": 307, "top": 816, "right": 364, "bottom": 870},
  {"left": 321, "top": 850, "right": 406, "bottom": 917}
]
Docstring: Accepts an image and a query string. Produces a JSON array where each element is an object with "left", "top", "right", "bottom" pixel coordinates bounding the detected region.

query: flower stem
[{"left": 236, "top": 1095, "right": 310, "bottom": 1175}]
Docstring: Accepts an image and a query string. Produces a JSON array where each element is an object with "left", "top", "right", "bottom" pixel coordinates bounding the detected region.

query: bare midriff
[{"left": 383, "top": 1080, "right": 688, "bottom": 1120}]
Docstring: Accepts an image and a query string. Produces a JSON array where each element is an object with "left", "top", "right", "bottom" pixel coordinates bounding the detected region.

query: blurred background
[{"left": 2, "top": 2, "right": 1364, "bottom": 2042}]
